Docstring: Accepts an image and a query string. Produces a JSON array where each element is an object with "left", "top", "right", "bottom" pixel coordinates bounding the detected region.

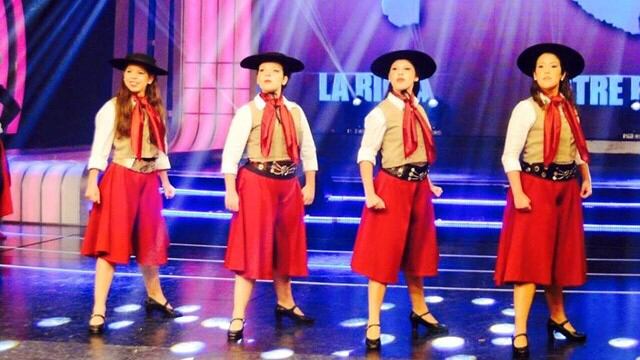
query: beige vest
[
  {"left": 112, "top": 112, "right": 160, "bottom": 166},
  {"left": 379, "top": 99, "right": 430, "bottom": 168},
  {"left": 522, "top": 98, "right": 576, "bottom": 165},
  {"left": 246, "top": 101, "right": 303, "bottom": 162}
]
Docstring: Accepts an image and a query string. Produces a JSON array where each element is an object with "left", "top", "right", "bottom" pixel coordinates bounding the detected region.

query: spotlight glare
[
  {"left": 36, "top": 317, "right": 71, "bottom": 328},
  {"left": 108, "top": 320, "right": 134, "bottom": 330},
  {"left": 471, "top": 297, "right": 495, "bottom": 306},
  {"left": 427, "top": 98, "right": 439, "bottom": 108},
  {"left": 445, "top": 355, "right": 477, "bottom": 360},
  {"left": 608, "top": 337, "right": 638, "bottom": 349},
  {"left": 491, "top": 337, "right": 512, "bottom": 346},
  {"left": 381, "top": 303, "right": 396, "bottom": 311},
  {"left": 501, "top": 308, "right": 515, "bottom": 317},
  {"left": 340, "top": 318, "right": 368, "bottom": 328},
  {"left": 332, "top": 350, "right": 354, "bottom": 357},
  {"left": 352, "top": 96, "right": 363, "bottom": 106},
  {"left": 170, "top": 341, "right": 205, "bottom": 355},
  {"left": 114, "top": 304, "right": 141, "bottom": 313},
  {"left": 489, "top": 323, "right": 514, "bottom": 335},
  {"left": 0, "top": 340, "right": 20, "bottom": 352},
  {"left": 175, "top": 305, "right": 201, "bottom": 314},
  {"left": 380, "top": 334, "right": 396, "bottom": 345},
  {"left": 174, "top": 315, "right": 199, "bottom": 324},
  {"left": 425, "top": 296, "right": 444, "bottom": 303},
  {"left": 201, "top": 317, "right": 230, "bottom": 330},
  {"left": 260, "top": 348, "right": 295, "bottom": 359},
  {"left": 432, "top": 336, "right": 465, "bottom": 350},
  {"left": 631, "top": 101, "right": 640, "bottom": 111}
]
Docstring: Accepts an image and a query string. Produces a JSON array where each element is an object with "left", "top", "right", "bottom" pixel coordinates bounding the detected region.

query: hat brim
[
  {"left": 517, "top": 43, "right": 584, "bottom": 79},
  {"left": 240, "top": 53, "right": 304, "bottom": 74},
  {"left": 109, "top": 59, "right": 168, "bottom": 76},
  {"left": 370, "top": 50, "right": 436, "bottom": 80}
]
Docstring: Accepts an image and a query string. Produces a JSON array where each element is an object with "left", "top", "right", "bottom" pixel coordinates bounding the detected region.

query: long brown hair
[{"left": 114, "top": 75, "right": 166, "bottom": 138}]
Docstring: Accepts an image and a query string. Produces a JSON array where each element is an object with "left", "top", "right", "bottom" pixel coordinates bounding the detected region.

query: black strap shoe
[
  {"left": 275, "top": 304, "right": 315, "bottom": 324},
  {"left": 145, "top": 297, "right": 183, "bottom": 318}
]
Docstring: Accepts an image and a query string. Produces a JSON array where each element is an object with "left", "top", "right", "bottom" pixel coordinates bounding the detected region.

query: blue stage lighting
[
  {"left": 631, "top": 101, "right": 640, "bottom": 111},
  {"left": 174, "top": 315, "right": 199, "bottom": 324},
  {"left": 170, "top": 341, "right": 205, "bottom": 355},
  {"left": 425, "top": 296, "right": 444, "bottom": 303},
  {"left": 175, "top": 305, "right": 201, "bottom": 314},
  {"left": 260, "top": 348, "right": 295, "bottom": 359},
  {"left": 340, "top": 318, "right": 368, "bottom": 328},
  {"left": 114, "top": 304, "right": 141, "bottom": 313},
  {"left": 501, "top": 308, "right": 515, "bottom": 317},
  {"left": 491, "top": 337, "right": 512, "bottom": 346},
  {"left": 0, "top": 340, "right": 19, "bottom": 352},
  {"left": 108, "top": 320, "right": 134, "bottom": 330},
  {"left": 608, "top": 337, "right": 638, "bottom": 349},
  {"left": 432, "top": 336, "right": 465, "bottom": 350},
  {"left": 428, "top": 98, "right": 439, "bottom": 108},
  {"left": 36, "top": 317, "right": 71, "bottom": 328},
  {"left": 489, "top": 323, "right": 514, "bottom": 335},
  {"left": 471, "top": 297, "right": 496, "bottom": 306}
]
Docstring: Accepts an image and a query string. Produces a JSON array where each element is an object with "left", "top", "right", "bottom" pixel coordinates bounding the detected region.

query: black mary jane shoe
[
  {"left": 144, "top": 297, "right": 183, "bottom": 318},
  {"left": 365, "top": 324, "right": 381, "bottom": 351},
  {"left": 88, "top": 314, "right": 106, "bottom": 335},
  {"left": 227, "top": 318, "right": 245, "bottom": 342},
  {"left": 547, "top": 318, "right": 586, "bottom": 342},
  {"left": 409, "top": 311, "right": 448, "bottom": 334},
  {"left": 512, "top": 333, "right": 530, "bottom": 358},
  {"left": 275, "top": 304, "right": 315, "bottom": 324}
]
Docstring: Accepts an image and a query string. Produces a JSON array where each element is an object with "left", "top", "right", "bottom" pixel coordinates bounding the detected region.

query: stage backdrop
[{"left": 249, "top": 0, "right": 640, "bottom": 154}]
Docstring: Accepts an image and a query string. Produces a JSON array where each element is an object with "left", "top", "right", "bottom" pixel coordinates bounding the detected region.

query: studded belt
[
  {"left": 382, "top": 163, "right": 430, "bottom": 182},
  {"left": 245, "top": 161, "right": 298, "bottom": 179},
  {"left": 129, "top": 158, "right": 157, "bottom": 173},
  {"left": 521, "top": 161, "right": 577, "bottom": 181}
]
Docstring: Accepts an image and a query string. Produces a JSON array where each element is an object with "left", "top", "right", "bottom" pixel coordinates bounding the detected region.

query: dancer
[
  {"left": 221, "top": 52, "right": 318, "bottom": 341},
  {"left": 82, "top": 53, "right": 182, "bottom": 335},
  {"left": 495, "top": 43, "right": 591, "bottom": 358},
  {"left": 351, "top": 50, "right": 448, "bottom": 352}
]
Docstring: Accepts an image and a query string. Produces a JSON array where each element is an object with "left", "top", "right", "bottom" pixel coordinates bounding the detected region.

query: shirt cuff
[
  {"left": 502, "top": 156, "right": 522, "bottom": 173},
  {"left": 221, "top": 162, "right": 239, "bottom": 175},
  {"left": 87, "top": 157, "right": 108, "bottom": 171},
  {"left": 357, "top": 149, "right": 377, "bottom": 165}
]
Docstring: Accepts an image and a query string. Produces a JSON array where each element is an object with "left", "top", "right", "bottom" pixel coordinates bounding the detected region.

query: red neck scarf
[
  {"left": 131, "top": 95, "right": 166, "bottom": 159},
  {"left": 544, "top": 95, "right": 590, "bottom": 167},
  {"left": 259, "top": 93, "right": 299, "bottom": 162},
  {"left": 392, "top": 91, "right": 436, "bottom": 163}
]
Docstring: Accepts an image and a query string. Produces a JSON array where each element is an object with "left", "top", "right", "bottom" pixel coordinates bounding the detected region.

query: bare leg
[
  {"left": 139, "top": 265, "right": 172, "bottom": 308},
  {"left": 545, "top": 285, "right": 577, "bottom": 332},
  {"left": 89, "top": 258, "right": 115, "bottom": 326},
  {"left": 405, "top": 274, "right": 439, "bottom": 323},
  {"left": 230, "top": 274, "right": 255, "bottom": 331},
  {"left": 513, "top": 283, "right": 536, "bottom": 348},
  {"left": 367, "top": 279, "right": 387, "bottom": 339},
  {"left": 273, "top": 272, "right": 306, "bottom": 315}
]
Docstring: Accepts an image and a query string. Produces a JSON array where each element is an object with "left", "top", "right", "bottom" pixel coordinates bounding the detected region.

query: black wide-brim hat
[
  {"left": 517, "top": 43, "right": 584, "bottom": 79},
  {"left": 370, "top": 50, "right": 436, "bottom": 80},
  {"left": 240, "top": 52, "right": 304, "bottom": 74},
  {"left": 110, "top": 53, "right": 168, "bottom": 76}
]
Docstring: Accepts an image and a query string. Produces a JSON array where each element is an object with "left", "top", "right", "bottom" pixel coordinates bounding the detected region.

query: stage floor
[{"left": 0, "top": 222, "right": 639, "bottom": 359}]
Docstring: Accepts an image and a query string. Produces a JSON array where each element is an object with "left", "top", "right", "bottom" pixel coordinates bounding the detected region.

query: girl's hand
[
  {"left": 513, "top": 191, "right": 532, "bottom": 211},
  {"left": 580, "top": 179, "right": 592, "bottom": 199},
  {"left": 365, "top": 193, "right": 386, "bottom": 210},
  {"left": 301, "top": 185, "right": 315, "bottom": 205},
  {"left": 162, "top": 182, "right": 176, "bottom": 199},
  {"left": 225, "top": 190, "right": 240, "bottom": 212},
  {"left": 85, "top": 183, "right": 101, "bottom": 204},
  {"left": 430, "top": 184, "right": 443, "bottom": 198}
]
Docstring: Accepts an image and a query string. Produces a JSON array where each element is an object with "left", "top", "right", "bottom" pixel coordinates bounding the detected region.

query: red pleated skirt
[
  {"left": 224, "top": 167, "right": 308, "bottom": 280},
  {"left": 81, "top": 163, "right": 169, "bottom": 265},
  {"left": 351, "top": 170, "right": 439, "bottom": 284},
  {"left": 494, "top": 173, "right": 587, "bottom": 286},
  {"left": 0, "top": 140, "right": 13, "bottom": 217}
]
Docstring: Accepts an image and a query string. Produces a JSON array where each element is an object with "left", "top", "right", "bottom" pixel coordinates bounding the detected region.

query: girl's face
[
  {"left": 388, "top": 59, "right": 418, "bottom": 93},
  {"left": 257, "top": 62, "right": 288, "bottom": 95},
  {"left": 533, "top": 53, "right": 565, "bottom": 95},
  {"left": 123, "top": 64, "right": 154, "bottom": 96}
]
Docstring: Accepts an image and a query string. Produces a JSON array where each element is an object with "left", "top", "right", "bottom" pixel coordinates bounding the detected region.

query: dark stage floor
[{"left": 0, "top": 221, "right": 639, "bottom": 359}]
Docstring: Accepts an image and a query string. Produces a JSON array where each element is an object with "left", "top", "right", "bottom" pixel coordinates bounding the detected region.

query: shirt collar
[{"left": 387, "top": 92, "right": 419, "bottom": 109}]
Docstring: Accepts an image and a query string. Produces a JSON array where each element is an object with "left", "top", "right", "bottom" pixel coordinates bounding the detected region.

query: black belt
[
  {"left": 521, "top": 161, "right": 577, "bottom": 181},
  {"left": 245, "top": 161, "right": 298, "bottom": 179},
  {"left": 382, "top": 163, "right": 429, "bottom": 182}
]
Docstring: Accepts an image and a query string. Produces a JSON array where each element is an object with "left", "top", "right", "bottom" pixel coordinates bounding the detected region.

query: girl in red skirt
[
  {"left": 0, "top": 84, "right": 19, "bottom": 239},
  {"left": 82, "top": 53, "right": 182, "bottom": 334},
  {"left": 351, "top": 50, "right": 448, "bottom": 351},
  {"left": 221, "top": 52, "right": 318, "bottom": 341},
  {"left": 494, "top": 43, "right": 591, "bottom": 358}
]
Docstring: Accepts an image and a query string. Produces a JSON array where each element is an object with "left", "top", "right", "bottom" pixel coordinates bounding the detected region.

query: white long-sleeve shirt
[
  {"left": 501, "top": 96, "right": 584, "bottom": 173},
  {"left": 87, "top": 99, "right": 171, "bottom": 171},
  {"left": 220, "top": 94, "right": 318, "bottom": 175}
]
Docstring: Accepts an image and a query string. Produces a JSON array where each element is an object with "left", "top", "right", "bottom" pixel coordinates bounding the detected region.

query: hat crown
[{"left": 125, "top": 53, "right": 157, "bottom": 66}]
